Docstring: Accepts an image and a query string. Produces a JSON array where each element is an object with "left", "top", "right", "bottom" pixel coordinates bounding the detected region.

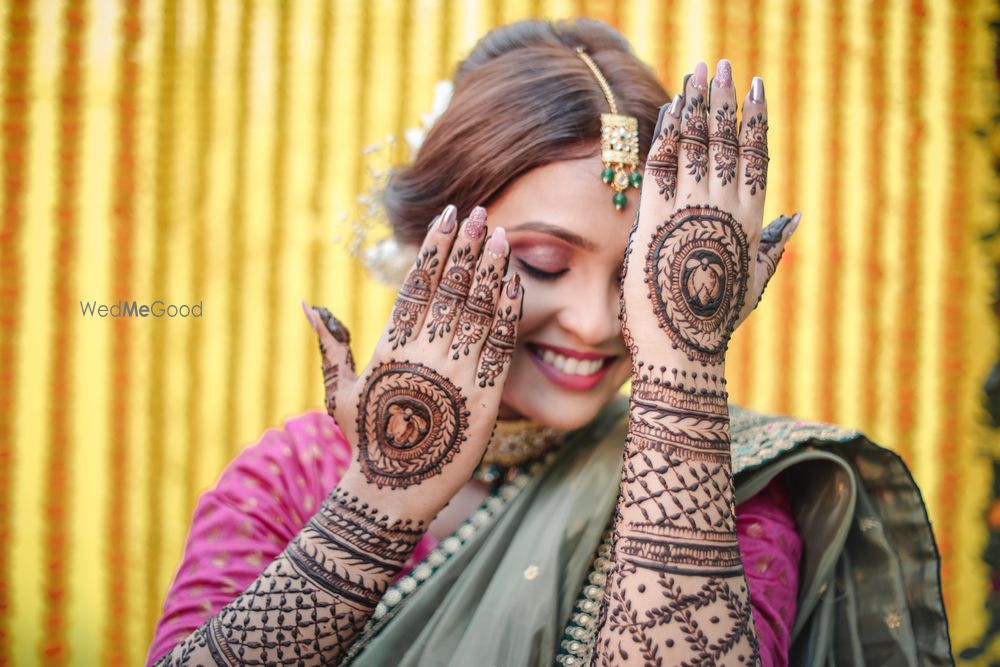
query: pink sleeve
[
  {"left": 736, "top": 476, "right": 802, "bottom": 667},
  {"left": 144, "top": 410, "right": 438, "bottom": 666}
]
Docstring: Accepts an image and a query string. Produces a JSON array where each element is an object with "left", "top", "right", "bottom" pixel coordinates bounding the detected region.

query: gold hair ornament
[{"left": 575, "top": 47, "right": 641, "bottom": 211}]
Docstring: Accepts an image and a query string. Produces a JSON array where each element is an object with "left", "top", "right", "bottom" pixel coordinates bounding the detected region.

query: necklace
[{"left": 472, "top": 419, "right": 566, "bottom": 483}]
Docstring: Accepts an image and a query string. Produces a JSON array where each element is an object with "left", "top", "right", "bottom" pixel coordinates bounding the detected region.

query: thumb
[
  {"left": 740, "top": 212, "right": 801, "bottom": 321},
  {"left": 301, "top": 300, "right": 357, "bottom": 418}
]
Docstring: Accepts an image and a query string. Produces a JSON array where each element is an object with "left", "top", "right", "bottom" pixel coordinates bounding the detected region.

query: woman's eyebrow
[{"left": 508, "top": 221, "right": 597, "bottom": 251}]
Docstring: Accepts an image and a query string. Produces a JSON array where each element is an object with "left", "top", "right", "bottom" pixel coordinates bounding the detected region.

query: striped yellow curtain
[{"left": 1, "top": 0, "right": 996, "bottom": 664}]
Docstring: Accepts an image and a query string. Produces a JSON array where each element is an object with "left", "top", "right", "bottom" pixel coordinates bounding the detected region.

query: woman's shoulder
[{"left": 728, "top": 404, "right": 863, "bottom": 475}]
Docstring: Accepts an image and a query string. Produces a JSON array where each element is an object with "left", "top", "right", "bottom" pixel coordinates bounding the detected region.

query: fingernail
[
  {"left": 486, "top": 226, "right": 507, "bottom": 258},
  {"left": 791, "top": 212, "right": 802, "bottom": 224},
  {"left": 466, "top": 205, "right": 487, "bottom": 238},
  {"left": 668, "top": 93, "right": 683, "bottom": 118},
  {"left": 692, "top": 61, "right": 708, "bottom": 90},
  {"left": 751, "top": 76, "right": 765, "bottom": 103},
  {"left": 506, "top": 273, "right": 521, "bottom": 299},
  {"left": 301, "top": 300, "right": 319, "bottom": 331},
  {"left": 716, "top": 59, "right": 732, "bottom": 88},
  {"left": 652, "top": 102, "right": 669, "bottom": 138},
  {"left": 440, "top": 204, "right": 457, "bottom": 233}
]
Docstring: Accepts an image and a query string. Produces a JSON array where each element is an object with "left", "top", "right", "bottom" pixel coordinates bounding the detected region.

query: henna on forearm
[
  {"left": 152, "top": 488, "right": 425, "bottom": 666},
  {"left": 596, "top": 205, "right": 760, "bottom": 665}
]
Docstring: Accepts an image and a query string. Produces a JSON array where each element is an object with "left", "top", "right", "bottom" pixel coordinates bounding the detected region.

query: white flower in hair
[
  {"left": 404, "top": 80, "right": 454, "bottom": 157},
  {"left": 357, "top": 80, "right": 454, "bottom": 286}
]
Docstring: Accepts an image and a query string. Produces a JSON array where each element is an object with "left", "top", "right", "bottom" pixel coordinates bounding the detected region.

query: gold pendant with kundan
[{"left": 599, "top": 113, "right": 642, "bottom": 210}]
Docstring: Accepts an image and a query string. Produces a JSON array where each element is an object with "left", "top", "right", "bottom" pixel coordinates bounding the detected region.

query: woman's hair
[{"left": 383, "top": 18, "right": 671, "bottom": 244}]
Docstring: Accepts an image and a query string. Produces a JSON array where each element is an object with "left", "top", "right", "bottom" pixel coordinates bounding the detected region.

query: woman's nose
[{"left": 555, "top": 284, "right": 621, "bottom": 346}]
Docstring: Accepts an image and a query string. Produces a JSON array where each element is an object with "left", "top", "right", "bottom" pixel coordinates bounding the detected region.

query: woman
[{"left": 146, "top": 19, "right": 952, "bottom": 666}]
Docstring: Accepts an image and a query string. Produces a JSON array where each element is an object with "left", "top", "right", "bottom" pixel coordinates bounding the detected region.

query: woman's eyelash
[{"left": 515, "top": 259, "right": 569, "bottom": 281}]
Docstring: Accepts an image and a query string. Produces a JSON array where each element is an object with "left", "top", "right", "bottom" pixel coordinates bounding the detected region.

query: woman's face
[{"left": 485, "top": 154, "right": 638, "bottom": 430}]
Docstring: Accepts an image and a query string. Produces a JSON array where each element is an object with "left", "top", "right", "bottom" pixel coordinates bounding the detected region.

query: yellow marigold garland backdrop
[{"left": 0, "top": 0, "right": 997, "bottom": 664}]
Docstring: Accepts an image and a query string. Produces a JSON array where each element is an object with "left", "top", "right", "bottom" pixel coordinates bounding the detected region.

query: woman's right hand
[{"left": 302, "top": 204, "right": 522, "bottom": 520}]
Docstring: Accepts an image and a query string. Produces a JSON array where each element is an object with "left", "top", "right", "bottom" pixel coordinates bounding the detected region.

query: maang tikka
[{"left": 575, "top": 47, "right": 642, "bottom": 211}]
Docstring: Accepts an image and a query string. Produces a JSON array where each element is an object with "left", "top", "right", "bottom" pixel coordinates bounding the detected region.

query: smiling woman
[{"left": 146, "top": 17, "right": 951, "bottom": 667}]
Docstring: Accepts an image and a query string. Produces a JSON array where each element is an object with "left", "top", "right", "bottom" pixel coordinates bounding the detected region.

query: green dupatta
[{"left": 343, "top": 398, "right": 954, "bottom": 666}]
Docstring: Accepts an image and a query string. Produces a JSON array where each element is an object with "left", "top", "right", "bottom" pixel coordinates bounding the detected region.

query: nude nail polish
[
  {"left": 440, "top": 204, "right": 457, "bottom": 233},
  {"left": 466, "top": 206, "right": 487, "bottom": 238},
  {"left": 487, "top": 227, "right": 507, "bottom": 258},
  {"left": 668, "top": 93, "right": 683, "bottom": 117},
  {"left": 506, "top": 273, "right": 521, "bottom": 299},
  {"left": 692, "top": 61, "right": 708, "bottom": 90},
  {"left": 751, "top": 76, "right": 765, "bottom": 103},
  {"left": 716, "top": 59, "right": 733, "bottom": 88}
]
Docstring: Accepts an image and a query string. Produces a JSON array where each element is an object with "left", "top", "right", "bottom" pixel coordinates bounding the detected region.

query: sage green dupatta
[{"left": 343, "top": 399, "right": 954, "bottom": 666}]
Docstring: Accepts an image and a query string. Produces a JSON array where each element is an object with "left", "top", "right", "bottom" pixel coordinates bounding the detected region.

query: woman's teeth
[{"left": 539, "top": 348, "right": 605, "bottom": 376}]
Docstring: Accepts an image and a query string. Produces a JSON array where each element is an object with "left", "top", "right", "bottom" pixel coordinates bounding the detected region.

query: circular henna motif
[
  {"left": 356, "top": 361, "right": 469, "bottom": 489},
  {"left": 645, "top": 206, "right": 749, "bottom": 363}
]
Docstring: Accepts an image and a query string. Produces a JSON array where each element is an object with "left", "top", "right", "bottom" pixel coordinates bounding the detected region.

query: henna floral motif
[
  {"left": 644, "top": 206, "right": 750, "bottom": 365},
  {"left": 451, "top": 260, "right": 501, "bottom": 359},
  {"left": 477, "top": 302, "right": 518, "bottom": 387},
  {"left": 594, "top": 561, "right": 759, "bottom": 667},
  {"left": 740, "top": 113, "right": 769, "bottom": 195},
  {"left": 388, "top": 246, "right": 439, "bottom": 349},
  {"left": 426, "top": 243, "right": 476, "bottom": 342},
  {"left": 356, "top": 361, "right": 470, "bottom": 489},
  {"left": 647, "top": 122, "right": 681, "bottom": 202},
  {"left": 680, "top": 95, "right": 709, "bottom": 182},
  {"left": 710, "top": 104, "right": 738, "bottom": 186},
  {"left": 152, "top": 488, "right": 424, "bottom": 666}
]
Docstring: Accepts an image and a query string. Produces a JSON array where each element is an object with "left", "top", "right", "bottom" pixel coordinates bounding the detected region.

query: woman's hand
[
  {"left": 303, "top": 205, "right": 522, "bottom": 521},
  {"left": 591, "top": 61, "right": 799, "bottom": 666},
  {"left": 620, "top": 60, "right": 798, "bottom": 373}
]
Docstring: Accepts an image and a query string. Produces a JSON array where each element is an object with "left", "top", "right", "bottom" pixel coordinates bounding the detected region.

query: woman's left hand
[{"left": 620, "top": 60, "right": 799, "bottom": 374}]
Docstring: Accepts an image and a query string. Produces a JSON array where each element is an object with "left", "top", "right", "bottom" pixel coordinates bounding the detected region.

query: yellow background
[{"left": 1, "top": 0, "right": 997, "bottom": 664}]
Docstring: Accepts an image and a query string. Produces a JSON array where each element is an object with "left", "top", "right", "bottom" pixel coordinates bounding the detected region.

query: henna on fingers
[
  {"left": 356, "top": 361, "right": 471, "bottom": 489},
  {"left": 710, "top": 104, "right": 739, "bottom": 186},
  {"left": 388, "top": 245, "right": 439, "bottom": 349},
  {"left": 426, "top": 242, "right": 476, "bottom": 342},
  {"left": 647, "top": 95, "right": 682, "bottom": 203},
  {"left": 451, "top": 226, "right": 506, "bottom": 360},
  {"left": 476, "top": 276, "right": 521, "bottom": 388},
  {"left": 740, "top": 113, "right": 769, "bottom": 196},
  {"left": 312, "top": 306, "right": 355, "bottom": 413},
  {"left": 680, "top": 94, "right": 709, "bottom": 183}
]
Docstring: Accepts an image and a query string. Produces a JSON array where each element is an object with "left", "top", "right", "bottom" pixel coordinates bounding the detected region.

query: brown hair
[{"left": 382, "top": 18, "right": 670, "bottom": 244}]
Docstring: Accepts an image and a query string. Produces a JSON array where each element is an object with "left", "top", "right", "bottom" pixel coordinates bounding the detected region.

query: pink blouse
[{"left": 146, "top": 410, "right": 802, "bottom": 666}]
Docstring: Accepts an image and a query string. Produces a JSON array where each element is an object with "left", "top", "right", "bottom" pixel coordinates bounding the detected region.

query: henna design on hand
[
  {"left": 680, "top": 95, "right": 709, "bottom": 183},
  {"left": 152, "top": 489, "right": 424, "bottom": 666},
  {"left": 477, "top": 302, "right": 518, "bottom": 387},
  {"left": 426, "top": 243, "right": 476, "bottom": 342},
  {"left": 356, "top": 361, "right": 470, "bottom": 489},
  {"left": 647, "top": 123, "right": 681, "bottom": 202},
  {"left": 740, "top": 113, "right": 769, "bottom": 195},
  {"left": 710, "top": 104, "right": 738, "bottom": 186},
  {"left": 313, "top": 307, "right": 355, "bottom": 414},
  {"left": 644, "top": 206, "right": 750, "bottom": 365},
  {"left": 451, "top": 260, "right": 501, "bottom": 359},
  {"left": 389, "top": 246, "right": 439, "bottom": 349}
]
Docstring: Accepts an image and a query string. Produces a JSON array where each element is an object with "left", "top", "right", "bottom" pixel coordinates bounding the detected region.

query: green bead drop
[
  {"left": 613, "top": 191, "right": 627, "bottom": 210},
  {"left": 601, "top": 167, "right": 615, "bottom": 184},
  {"left": 629, "top": 171, "right": 643, "bottom": 188}
]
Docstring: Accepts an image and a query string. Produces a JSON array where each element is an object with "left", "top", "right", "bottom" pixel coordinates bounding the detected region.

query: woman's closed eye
[
  {"left": 509, "top": 241, "right": 573, "bottom": 282},
  {"left": 516, "top": 258, "right": 569, "bottom": 281}
]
